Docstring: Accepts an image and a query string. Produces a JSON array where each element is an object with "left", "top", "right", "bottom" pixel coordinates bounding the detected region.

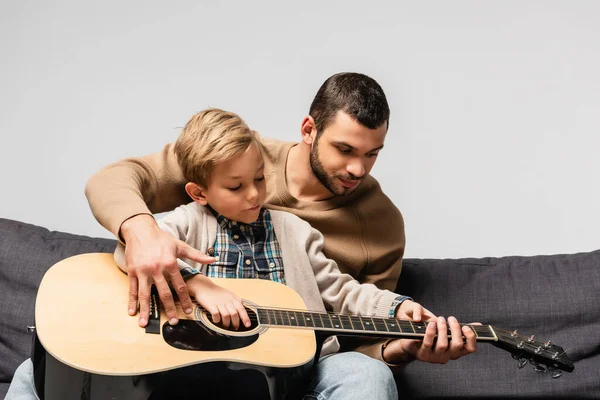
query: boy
[{"left": 113, "top": 108, "right": 430, "bottom": 399}]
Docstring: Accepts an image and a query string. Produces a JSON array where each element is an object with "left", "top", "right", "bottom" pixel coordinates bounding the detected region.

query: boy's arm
[{"left": 85, "top": 143, "right": 189, "bottom": 239}]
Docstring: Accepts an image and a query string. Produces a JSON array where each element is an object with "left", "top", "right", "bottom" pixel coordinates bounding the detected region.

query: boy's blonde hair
[{"left": 174, "top": 108, "right": 262, "bottom": 186}]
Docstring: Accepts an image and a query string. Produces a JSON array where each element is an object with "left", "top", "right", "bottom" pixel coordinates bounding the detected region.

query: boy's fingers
[
  {"left": 234, "top": 301, "right": 251, "bottom": 327},
  {"left": 217, "top": 304, "right": 230, "bottom": 328},
  {"left": 225, "top": 303, "right": 240, "bottom": 330},
  {"left": 206, "top": 305, "right": 220, "bottom": 324}
]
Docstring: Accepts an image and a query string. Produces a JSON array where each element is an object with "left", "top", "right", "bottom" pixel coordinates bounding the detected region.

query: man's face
[{"left": 310, "top": 111, "right": 387, "bottom": 196}]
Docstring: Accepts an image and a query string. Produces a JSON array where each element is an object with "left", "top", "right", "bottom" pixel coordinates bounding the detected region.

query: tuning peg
[
  {"left": 528, "top": 335, "right": 535, "bottom": 342},
  {"left": 516, "top": 341, "right": 524, "bottom": 349},
  {"left": 511, "top": 330, "right": 518, "bottom": 337},
  {"left": 548, "top": 366, "right": 562, "bottom": 379},
  {"left": 544, "top": 340, "right": 552, "bottom": 349},
  {"left": 530, "top": 360, "right": 546, "bottom": 373},
  {"left": 516, "top": 357, "right": 528, "bottom": 369}
]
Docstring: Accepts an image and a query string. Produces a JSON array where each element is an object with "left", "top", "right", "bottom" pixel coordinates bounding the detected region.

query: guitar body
[{"left": 35, "top": 253, "right": 317, "bottom": 376}]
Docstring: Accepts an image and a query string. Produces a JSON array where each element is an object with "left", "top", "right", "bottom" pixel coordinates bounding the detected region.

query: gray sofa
[{"left": 1, "top": 217, "right": 599, "bottom": 399}]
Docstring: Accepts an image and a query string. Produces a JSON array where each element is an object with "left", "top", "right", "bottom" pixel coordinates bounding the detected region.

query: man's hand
[
  {"left": 121, "top": 214, "right": 215, "bottom": 327},
  {"left": 382, "top": 300, "right": 478, "bottom": 364},
  {"left": 187, "top": 275, "right": 251, "bottom": 330}
]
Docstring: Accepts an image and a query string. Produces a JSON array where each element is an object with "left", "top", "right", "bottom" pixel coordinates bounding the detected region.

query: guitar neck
[{"left": 255, "top": 307, "right": 498, "bottom": 342}]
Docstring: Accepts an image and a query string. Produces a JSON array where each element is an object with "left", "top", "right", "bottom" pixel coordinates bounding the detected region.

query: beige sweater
[
  {"left": 86, "top": 136, "right": 406, "bottom": 363},
  {"left": 115, "top": 203, "right": 401, "bottom": 358}
]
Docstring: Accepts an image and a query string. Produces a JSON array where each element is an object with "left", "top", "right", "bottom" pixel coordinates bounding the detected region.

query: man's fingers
[
  {"left": 128, "top": 274, "right": 139, "bottom": 316},
  {"left": 177, "top": 242, "right": 215, "bottom": 265},
  {"left": 154, "top": 275, "right": 178, "bottom": 325},
  {"left": 448, "top": 316, "right": 464, "bottom": 352},
  {"left": 461, "top": 325, "right": 478, "bottom": 355},
  {"left": 137, "top": 278, "right": 151, "bottom": 327},
  {"left": 435, "top": 317, "right": 449, "bottom": 353},
  {"left": 421, "top": 321, "right": 437, "bottom": 350},
  {"left": 168, "top": 271, "right": 193, "bottom": 314}
]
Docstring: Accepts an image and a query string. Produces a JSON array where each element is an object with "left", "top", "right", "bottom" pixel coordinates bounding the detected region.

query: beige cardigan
[{"left": 115, "top": 203, "right": 400, "bottom": 357}]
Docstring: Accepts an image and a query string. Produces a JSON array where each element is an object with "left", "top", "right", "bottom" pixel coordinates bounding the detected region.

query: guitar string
[{"left": 169, "top": 302, "right": 492, "bottom": 335}]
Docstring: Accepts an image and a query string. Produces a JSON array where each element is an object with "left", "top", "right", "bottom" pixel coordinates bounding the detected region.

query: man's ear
[
  {"left": 185, "top": 182, "right": 209, "bottom": 206},
  {"left": 300, "top": 116, "right": 317, "bottom": 145}
]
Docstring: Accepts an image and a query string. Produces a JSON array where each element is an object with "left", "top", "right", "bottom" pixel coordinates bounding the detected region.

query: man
[{"left": 84, "top": 72, "right": 476, "bottom": 397}]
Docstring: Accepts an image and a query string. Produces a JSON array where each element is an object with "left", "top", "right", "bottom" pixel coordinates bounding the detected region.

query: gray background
[{"left": 1, "top": 1, "right": 598, "bottom": 258}]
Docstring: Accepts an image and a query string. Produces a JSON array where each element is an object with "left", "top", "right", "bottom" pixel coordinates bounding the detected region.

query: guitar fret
[
  {"left": 329, "top": 314, "right": 342, "bottom": 329},
  {"left": 269, "top": 309, "right": 278, "bottom": 326},
  {"left": 303, "top": 312, "right": 315, "bottom": 327},
  {"left": 349, "top": 315, "right": 364, "bottom": 330},
  {"left": 311, "top": 313, "right": 324, "bottom": 328},
  {"left": 289, "top": 311, "right": 299, "bottom": 326},
  {"left": 297, "top": 311, "right": 306, "bottom": 326},
  {"left": 321, "top": 314, "right": 333, "bottom": 329},
  {"left": 398, "top": 320, "right": 416, "bottom": 333},
  {"left": 257, "top": 309, "right": 268, "bottom": 325},
  {"left": 361, "top": 316, "right": 376, "bottom": 331},
  {"left": 372, "top": 317, "right": 388, "bottom": 332},
  {"left": 471, "top": 325, "right": 496, "bottom": 339},
  {"left": 384, "top": 318, "right": 401, "bottom": 333},
  {"left": 281, "top": 310, "right": 291, "bottom": 326},
  {"left": 338, "top": 315, "right": 353, "bottom": 330}
]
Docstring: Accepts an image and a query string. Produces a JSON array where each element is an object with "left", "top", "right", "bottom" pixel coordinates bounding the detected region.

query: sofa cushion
[
  {"left": 0, "top": 218, "right": 117, "bottom": 397},
  {"left": 396, "top": 250, "right": 600, "bottom": 398}
]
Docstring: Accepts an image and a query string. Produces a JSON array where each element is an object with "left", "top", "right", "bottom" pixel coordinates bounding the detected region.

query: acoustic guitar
[{"left": 35, "top": 253, "right": 574, "bottom": 383}]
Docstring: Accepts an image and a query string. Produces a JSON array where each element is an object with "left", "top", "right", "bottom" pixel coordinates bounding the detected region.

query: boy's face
[
  {"left": 190, "top": 144, "right": 266, "bottom": 224},
  {"left": 310, "top": 111, "right": 387, "bottom": 196}
]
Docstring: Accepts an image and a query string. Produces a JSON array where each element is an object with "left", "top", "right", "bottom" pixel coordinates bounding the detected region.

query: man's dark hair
[{"left": 309, "top": 72, "right": 390, "bottom": 134}]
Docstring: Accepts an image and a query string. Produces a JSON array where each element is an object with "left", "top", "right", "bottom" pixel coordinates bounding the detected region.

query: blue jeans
[
  {"left": 305, "top": 352, "right": 398, "bottom": 400},
  {"left": 7, "top": 352, "right": 398, "bottom": 400},
  {"left": 5, "top": 359, "right": 38, "bottom": 400}
]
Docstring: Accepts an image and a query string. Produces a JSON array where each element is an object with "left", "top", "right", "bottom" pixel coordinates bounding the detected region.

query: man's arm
[
  {"left": 85, "top": 143, "right": 190, "bottom": 238},
  {"left": 85, "top": 144, "right": 212, "bottom": 326}
]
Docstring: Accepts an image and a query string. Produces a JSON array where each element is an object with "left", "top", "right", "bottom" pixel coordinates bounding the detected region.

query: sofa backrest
[
  {"left": 0, "top": 218, "right": 117, "bottom": 394},
  {"left": 397, "top": 251, "right": 600, "bottom": 397}
]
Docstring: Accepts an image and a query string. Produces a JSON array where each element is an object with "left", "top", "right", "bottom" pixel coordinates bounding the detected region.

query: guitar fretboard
[{"left": 256, "top": 308, "right": 497, "bottom": 341}]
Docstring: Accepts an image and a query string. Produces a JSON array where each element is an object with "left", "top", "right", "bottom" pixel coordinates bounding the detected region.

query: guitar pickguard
[{"left": 162, "top": 320, "right": 259, "bottom": 351}]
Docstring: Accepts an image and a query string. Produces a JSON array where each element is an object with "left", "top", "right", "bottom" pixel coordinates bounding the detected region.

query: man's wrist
[
  {"left": 381, "top": 340, "right": 415, "bottom": 365},
  {"left": 119, "top": 214, "right": 156, "bottom": 243}
]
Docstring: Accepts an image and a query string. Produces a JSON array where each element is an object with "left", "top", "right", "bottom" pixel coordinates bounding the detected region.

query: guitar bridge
[{"left": 145, "top": 286, "right": 161, "bottom": 335}]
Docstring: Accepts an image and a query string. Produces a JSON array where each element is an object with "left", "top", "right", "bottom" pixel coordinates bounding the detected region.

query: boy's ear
[
  {"left": 300, "top": 115, "right": 317, "bottom": 145},
  {"left": 185, "top": 182, "right": 209, "bottom": 206}
]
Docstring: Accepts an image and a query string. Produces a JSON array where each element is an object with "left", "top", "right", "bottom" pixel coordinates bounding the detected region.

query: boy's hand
[
  {"left": 121, "top": 214, "right": 215, "bottom": 328},
  {"left": 187, "top": 275, "right": 252, "bottom": 330},
  {"left": 383, "top": 301, "right": 478, "bottom": 364}
]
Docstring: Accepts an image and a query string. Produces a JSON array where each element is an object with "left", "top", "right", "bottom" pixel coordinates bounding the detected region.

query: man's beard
[{"left": 309, "top": 138, "right": 361, "bottom": 196}]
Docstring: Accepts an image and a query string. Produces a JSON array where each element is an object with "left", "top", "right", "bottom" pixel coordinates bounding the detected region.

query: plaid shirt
[
  {"left": 179, "top": 208, "right": 409, "bottom": 315},
  {"left": 178, "top": 208, "right": 284, "bottom": 284}
]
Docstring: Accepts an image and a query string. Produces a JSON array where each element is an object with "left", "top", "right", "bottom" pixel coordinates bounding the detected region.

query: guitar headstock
[{"left": 492, "top": 327, "right": 574, "bottom": 378}]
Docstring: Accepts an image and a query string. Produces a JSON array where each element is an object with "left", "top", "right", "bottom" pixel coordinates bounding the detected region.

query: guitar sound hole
[{"left": 206, "top": 307, "right": 259, "bottom": 332}]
